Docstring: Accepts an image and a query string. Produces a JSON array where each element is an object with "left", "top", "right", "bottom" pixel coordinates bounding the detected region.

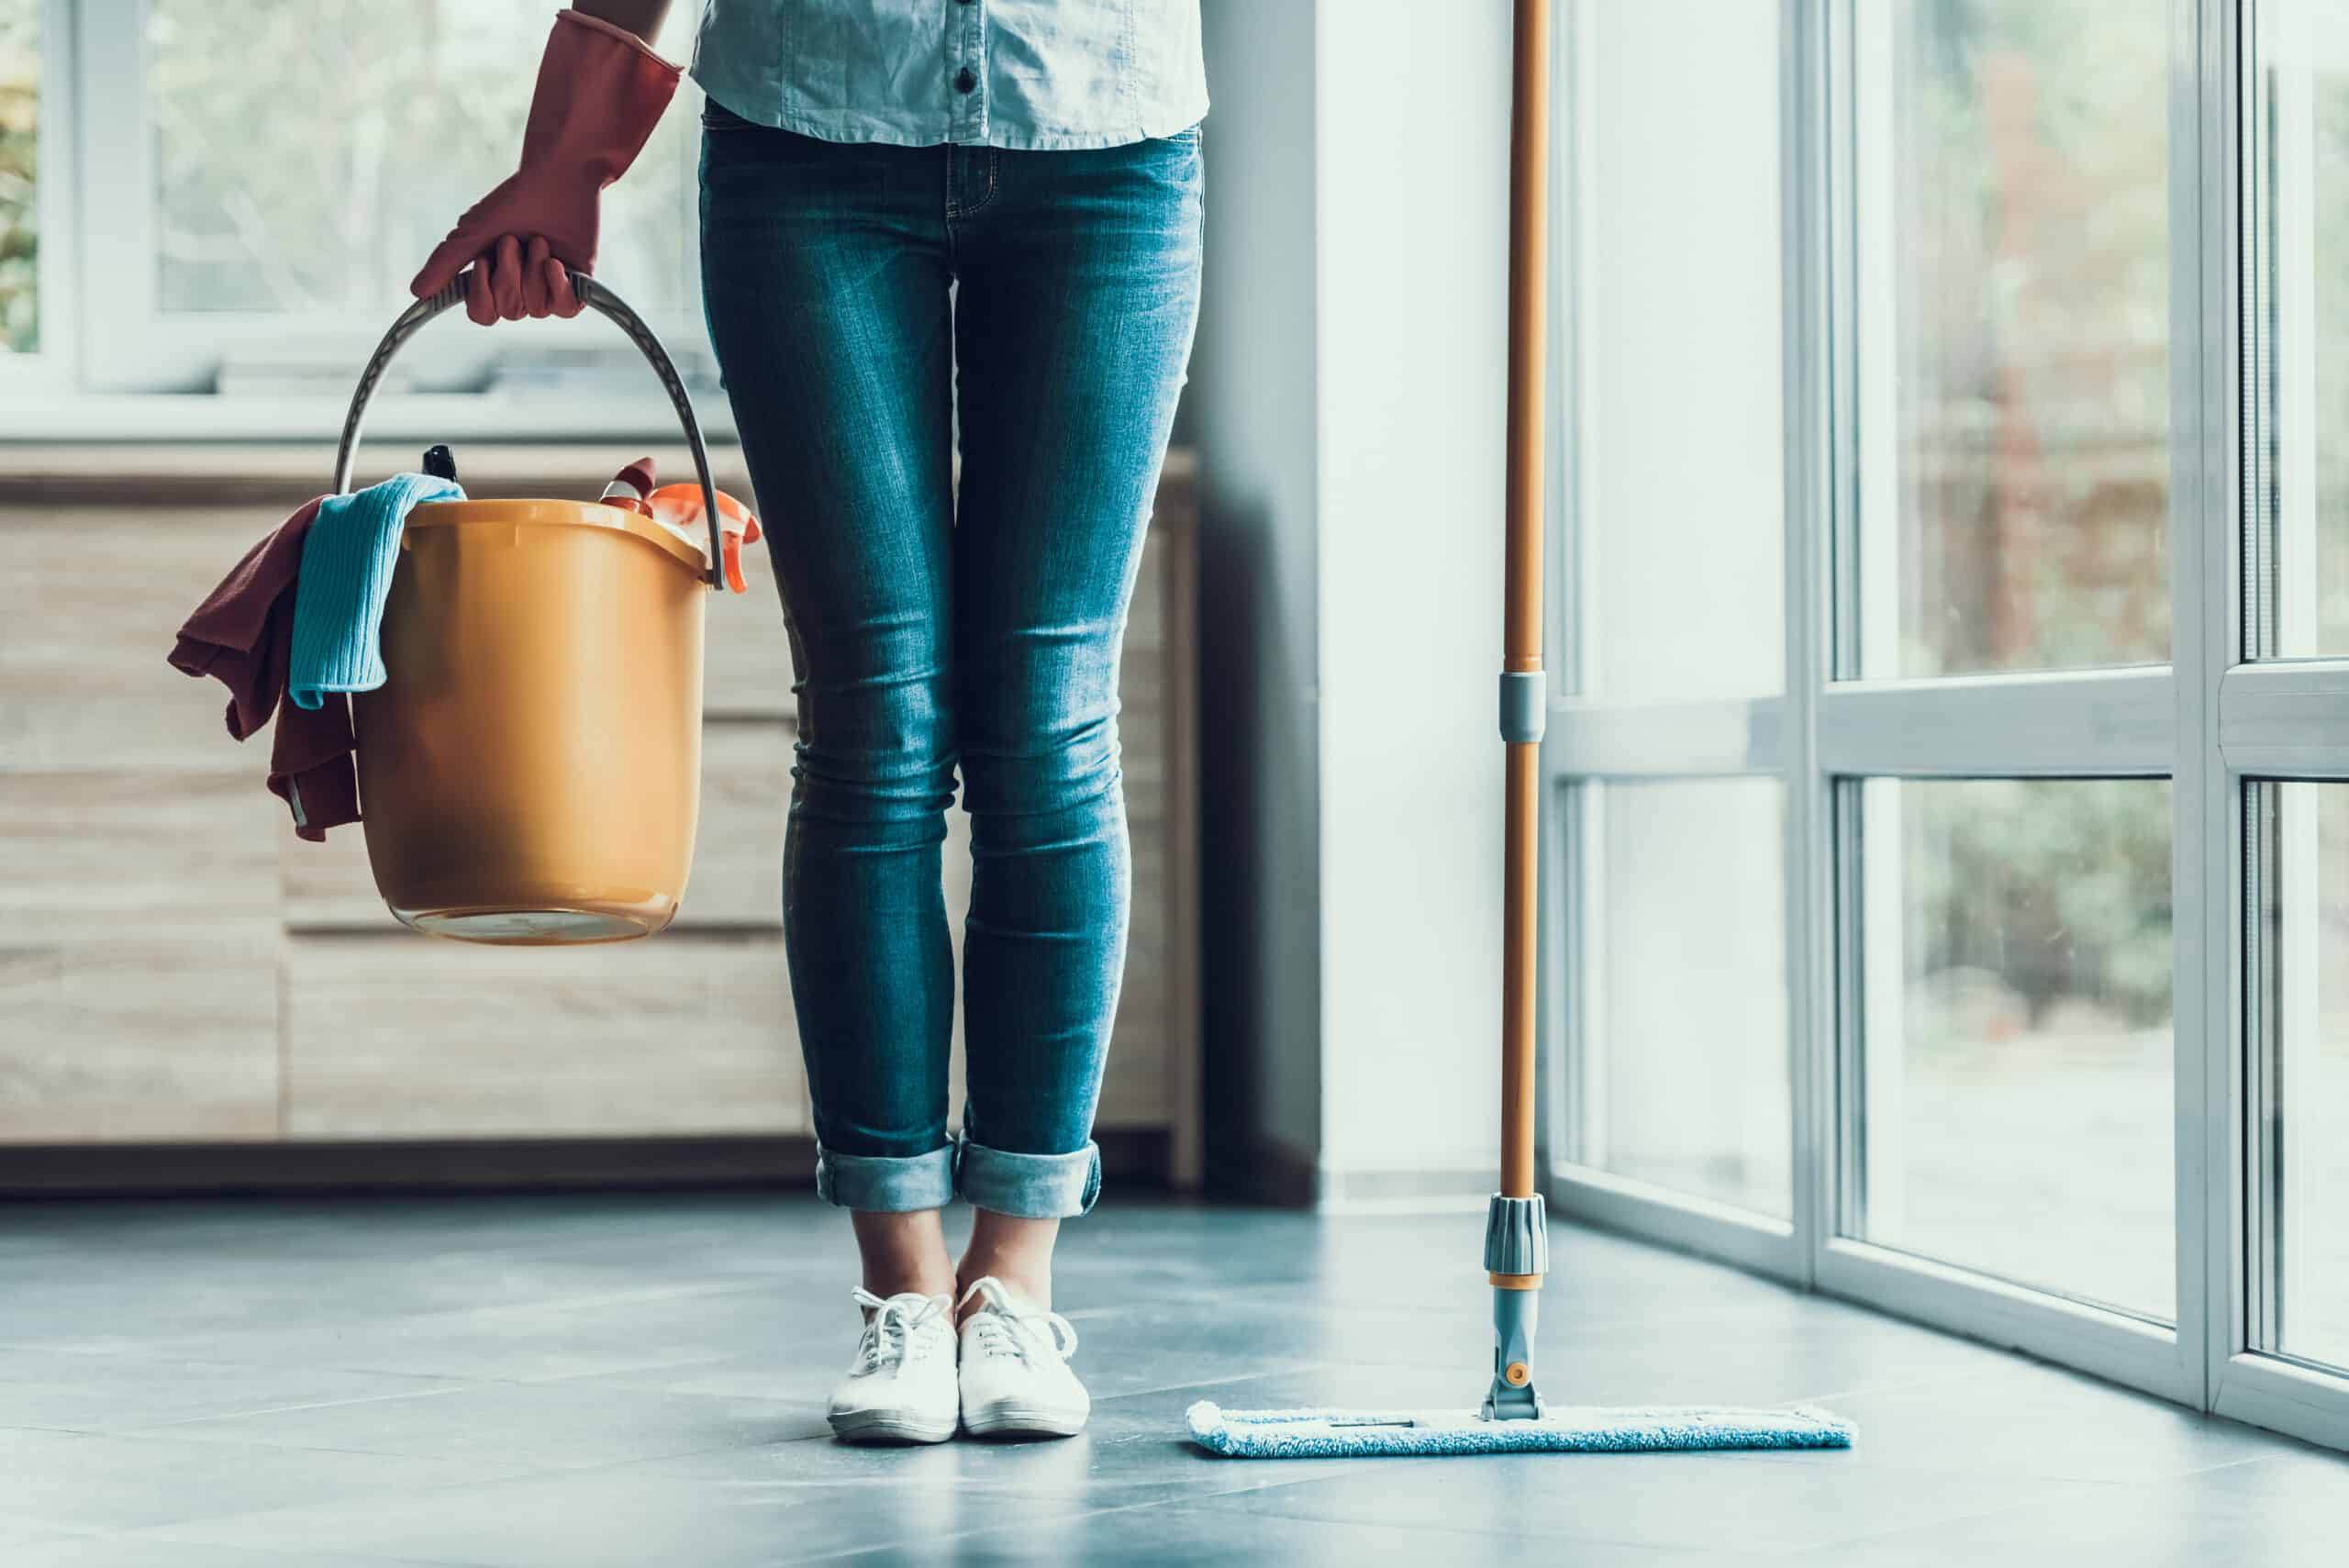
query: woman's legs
[
  {"left": 700, "top": 113, "right": 962, "bottom": 1299},
  {"left": 704, "top": 109, "right": 1204, "bottom": 1335},
  {"left": 945, "top": 129, "right": 1207, "bottom": 1302}
]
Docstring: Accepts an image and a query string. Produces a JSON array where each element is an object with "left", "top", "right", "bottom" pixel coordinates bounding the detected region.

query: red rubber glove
[{"left": 409, "top": 9, "right": 681, "bottom": 325}]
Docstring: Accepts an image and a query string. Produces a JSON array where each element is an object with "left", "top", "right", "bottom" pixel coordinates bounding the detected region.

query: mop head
[{"left": 1186, "top": 1400, "right": 1854, "bottom": 1459}]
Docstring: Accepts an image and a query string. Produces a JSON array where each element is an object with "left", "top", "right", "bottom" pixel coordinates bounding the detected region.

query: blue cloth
[
  {"left": 692, "top": 0, "right": 1207, "bottom": 150},
  {"left": 1186, "top": 1402, "right": 1857, "bottom": 1459},
  {"left": 288, "top": 473, "right": 462, "bottom": 710},
  {"left": 700, "top": 88, "right": 1203, "bottom": 1218}
]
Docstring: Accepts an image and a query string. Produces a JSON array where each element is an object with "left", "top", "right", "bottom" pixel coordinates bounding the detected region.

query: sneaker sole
[
  {"left": 829, "top": 1407, "right": 958, "bottom": 1445},
  {"left": 961, "top": 1401, "right": 1089, "bottom": 1439}
]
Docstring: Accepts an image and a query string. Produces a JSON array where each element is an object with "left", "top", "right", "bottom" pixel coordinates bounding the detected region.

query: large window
[
  {"left": 2, "top": 0, "right": 713, "bottom": 422},
  {"left": 2252, "top": 783, "right": 2349, "bottom": 1373},
  {"left": 1845, "top": 0, "right": 2178, "bottom": 1324},
  {"left": 1860, "top": 0, "right": 2172, "bottom": 680},
  {"left": 2244, "top": 0, "right": 2349, "bottom": 1411},
  {"left": 1547, "top": 0, "right": 2349, "bottom": 1455},
  {"left": 1581, "top": 778, "right": 1789, "bottom": 1218},
  {"left": 1553, "top": 0, "right": 1793, "bottom": 1241},
  {"left": 1855, "top": 775, "right": 2175, "bottom": 1320},
  {"left": 139, "top": 2, "right": 697, "bottom": 324}
]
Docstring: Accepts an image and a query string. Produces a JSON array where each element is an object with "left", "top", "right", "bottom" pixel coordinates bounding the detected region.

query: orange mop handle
[
  {"left": 1483, "top": 0, "right": 1553, "bottom": 1421},
  {"left": 1498, "top": 0, "right": 1550, "bottom": 1212}
]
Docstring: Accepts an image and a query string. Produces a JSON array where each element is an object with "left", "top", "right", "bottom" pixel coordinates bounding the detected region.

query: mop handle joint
[
  {"left": 1481, "top": 1193, "right": 1549, "bottom": 1420},
  {"left": 1497, "top": 670, "right": 1547, "bottom": 745},
  {"left": 1483, "top": 1192, "right": 1549, "bottom": 1276}
]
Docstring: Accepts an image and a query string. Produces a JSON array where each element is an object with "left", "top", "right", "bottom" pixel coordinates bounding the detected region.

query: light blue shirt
[{"left": 691, "top": 0, "right": 1208, "bottom": 151}]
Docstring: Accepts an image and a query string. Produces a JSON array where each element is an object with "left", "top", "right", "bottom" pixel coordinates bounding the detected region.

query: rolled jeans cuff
[
  {"left": 813, "top": 1142, "right": 956, "bottom": 1213},
  {"left": 953, "top": 1133, "right": 1102, "bottom": 1219}
]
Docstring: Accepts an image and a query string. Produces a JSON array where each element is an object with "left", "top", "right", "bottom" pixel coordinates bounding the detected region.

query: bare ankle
[
  {"left": 850, "top": 1208, "right": 954, "bottom": 1307},
  {"left": 863, "top": 1262, "right": 957, "bottom": 1303},
  {"left": 955, "top": 1209, "right": 1062, "bottom": 1320},
  {"left": 957, "top": 1260, "right": 1052, "bottom": 1311}
]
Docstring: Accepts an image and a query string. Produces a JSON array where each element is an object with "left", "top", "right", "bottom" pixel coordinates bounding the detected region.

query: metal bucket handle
[{"left": 332, "top": 264, "right": 727, "bottom": 590}]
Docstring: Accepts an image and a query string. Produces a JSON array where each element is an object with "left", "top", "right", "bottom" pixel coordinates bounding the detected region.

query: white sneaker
[
  {"left": 956, "top": 1275, "right": 1089, "bottom": 1439},
  {"left": 827, "top": 1287, "right": 958, "bottom": 1444}
]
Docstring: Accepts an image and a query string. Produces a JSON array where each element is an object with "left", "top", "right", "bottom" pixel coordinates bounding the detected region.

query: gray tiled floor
[{"left": 0, "top": 1193, "right": 2340, "bottom": 1565}]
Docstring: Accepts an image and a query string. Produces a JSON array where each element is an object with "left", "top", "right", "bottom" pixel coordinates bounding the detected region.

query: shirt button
[{"left": 955, "top": 66, "right": 976, "bottom": 94}]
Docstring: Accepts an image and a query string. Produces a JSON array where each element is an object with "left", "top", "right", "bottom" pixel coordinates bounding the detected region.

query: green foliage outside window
[
  {"left": 1892, "top": 2, "right": 2175, "bottom": 1030},
  {"left": 0, "top": 0, "right": 37, "bottom": 354}
]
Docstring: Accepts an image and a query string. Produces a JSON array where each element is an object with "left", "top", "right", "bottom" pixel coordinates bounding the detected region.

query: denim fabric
[
  {"left": 693, "top": 0, "right": 1208, "bottom": 151},
  {"left": 700, "top": 100, "right": 1203, "bottom": 1220}
]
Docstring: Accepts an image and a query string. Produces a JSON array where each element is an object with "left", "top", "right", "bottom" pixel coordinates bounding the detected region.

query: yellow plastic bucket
[{"left": 329, "top": 265, "right": 729, "bottom": 945}]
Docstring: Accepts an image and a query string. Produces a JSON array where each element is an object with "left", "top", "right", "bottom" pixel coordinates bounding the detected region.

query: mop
[{"left": 1186, "top": 0, "right": 1852, "bottom": 1462}]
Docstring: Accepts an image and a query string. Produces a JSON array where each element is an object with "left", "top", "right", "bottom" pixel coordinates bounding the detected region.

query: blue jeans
[{"left": 699, "top": 102, "right": 1204, "bottom": 1219}]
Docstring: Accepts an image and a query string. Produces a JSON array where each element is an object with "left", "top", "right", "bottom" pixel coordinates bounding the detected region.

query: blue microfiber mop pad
[
  {"left": 288, "top": 473, "right": 464, "bottom": 709},
  {"left": 1186, "top": 1400, "right": 1854, "bottom": 1459}
]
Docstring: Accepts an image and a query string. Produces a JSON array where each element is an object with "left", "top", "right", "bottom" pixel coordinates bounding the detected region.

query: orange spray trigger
[{"left": 647, "top": 484, "right": 759, "bottom": 594}]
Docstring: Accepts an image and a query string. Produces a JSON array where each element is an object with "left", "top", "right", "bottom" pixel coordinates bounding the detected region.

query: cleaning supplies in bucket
[
  {"left": 600, "top": 457, "right": 763, "bottom": 594},
  {"left": 599, "top": 456, "right": 658, "bottom": 516}
]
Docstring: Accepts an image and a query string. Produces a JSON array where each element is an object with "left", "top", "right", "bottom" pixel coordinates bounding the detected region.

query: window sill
[
  {"left": 0, "top": 389, "right": 740, "bottom": 446},
  {"left": 0, "top": 438, "right": 757, "bottom": 507}
]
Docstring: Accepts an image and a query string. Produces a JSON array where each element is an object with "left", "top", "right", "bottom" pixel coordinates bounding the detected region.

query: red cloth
[{"left": 167, "top": 496, "right": 361, "bottom": 842}]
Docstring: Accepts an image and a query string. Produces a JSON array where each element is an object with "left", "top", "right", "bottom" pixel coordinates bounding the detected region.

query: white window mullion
[
  {"left": 1785, "top": 0, "right": 1833, "bottom": 1288},
  {"left": 2169, "top": 0, "right": 2233, "bottom": 1423}
]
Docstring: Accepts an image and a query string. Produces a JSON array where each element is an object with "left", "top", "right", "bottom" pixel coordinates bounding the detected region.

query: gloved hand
[{"left": 409, "top": 8, "right": 681, "bottom": 325}]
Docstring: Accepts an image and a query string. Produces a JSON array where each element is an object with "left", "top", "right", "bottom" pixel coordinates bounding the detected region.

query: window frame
[{"left": 1541, "top": 0, "right": 2349, "bottom": 1453}]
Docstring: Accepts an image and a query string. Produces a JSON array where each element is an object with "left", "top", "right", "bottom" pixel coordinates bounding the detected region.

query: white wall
[
  {"left": 1191, "top": 0, "right": 1516, "bottom": 1200},
  {"left": 1192, "top": 0, "right": 1324, "bottom": 1184},
  {"left": 1312, "top": 4, "right": 1512, "bottom": 1192}
]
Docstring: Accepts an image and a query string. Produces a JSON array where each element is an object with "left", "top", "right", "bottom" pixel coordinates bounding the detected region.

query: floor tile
[
  {"left": 2, "top": 1191, "right": 2334, "bottom": 1565},
  {"left": 0, "top": 1240, "right": 763, "bottom": 1357},
  {"left": 0, "top": 1426, "right": 544, "bottom": 1534},
  {"left": 132, "top": 1380, "right": 829, "bottom": 1469},
  {"left": 631, "top": 1380, "right": 1361, "bottom": 1505},
  {"left": 1198, "top": 1446, "right": 2114, "bottom": 1556},
  {"left": 0, "top": 1350, "right": 466, "bottom": 1434},
  {"left": 4, "top": 1538, "right": 442, "bottom": 1567},
  {"left": 0, "top": 1520, "right": 98, "bottom": 1551},
  {"left": 1801, "top": 1360, "right": 2299, "bottom": 1482},
  {"left": 824, "top": 1496, "right": 1733, "bottom": 1567},
  {"left": 1776, "top": 1446, "right": 2349, "bottom": 1566},
  {"left": 138, "top": 1282, "right": 819, "bottom": 1385},
  {"left": 142, "top": 1463, "right": 1104, "bottom": 1567}
]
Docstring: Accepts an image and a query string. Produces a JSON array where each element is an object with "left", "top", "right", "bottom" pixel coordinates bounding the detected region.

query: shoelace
[
  {"left": 958, "top": 1275, "right": 1079, "bottom": 1365},
  {"left": 850, "top": 1286, "right": 952, "bottom": 1374}
]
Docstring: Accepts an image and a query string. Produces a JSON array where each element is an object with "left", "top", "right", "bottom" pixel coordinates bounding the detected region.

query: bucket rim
[{"left": 404, "top": 497, "right": 708, "bottom": 578}]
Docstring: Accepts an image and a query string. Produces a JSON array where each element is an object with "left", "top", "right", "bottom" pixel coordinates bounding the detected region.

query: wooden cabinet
[{"left": 0, "top": 447, "right": 1199, "bottom": 1190}]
